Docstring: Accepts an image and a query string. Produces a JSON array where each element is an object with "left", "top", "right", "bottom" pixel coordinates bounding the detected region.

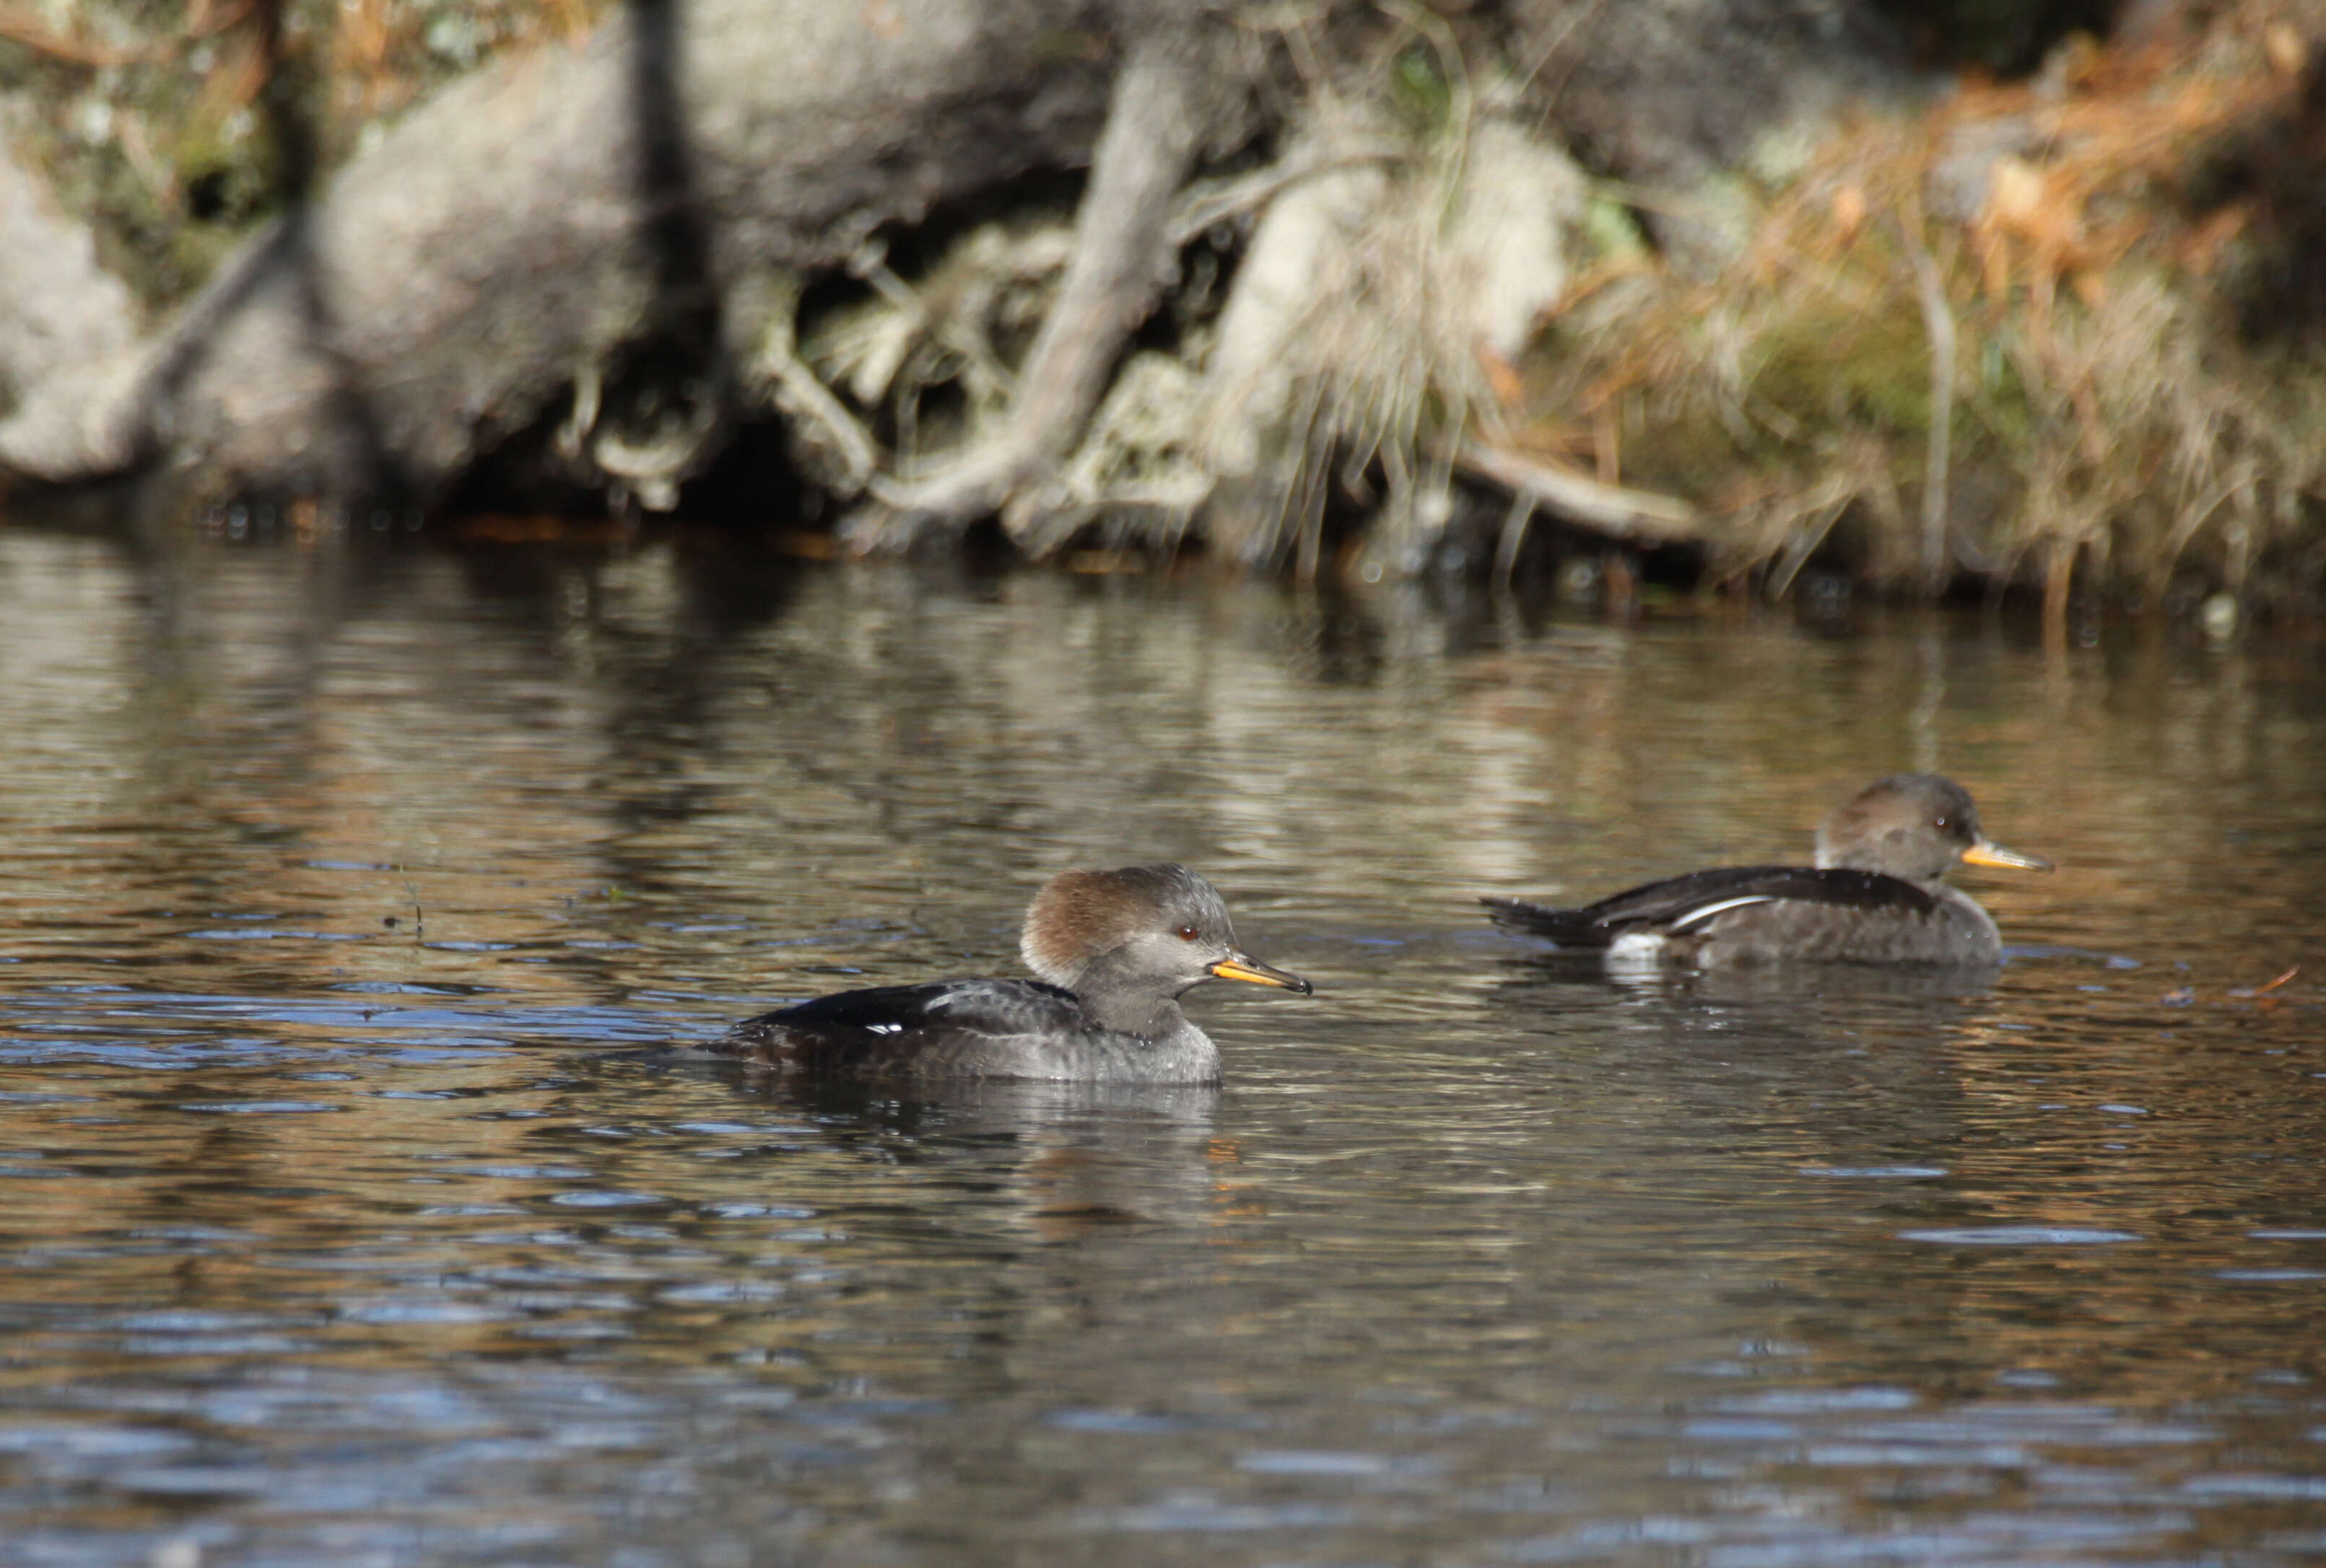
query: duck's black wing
[
  {"left": 705, "top": 978, "right": 1090, "bottom": 1074},
  {"left": 1484, "top": 866, "right": 1936, "bottom": 947}
]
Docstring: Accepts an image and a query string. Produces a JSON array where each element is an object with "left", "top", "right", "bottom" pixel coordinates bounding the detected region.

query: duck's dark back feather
[
  {"left": 1484, "top": 865, "right": 1938, "bottom": 947},
  {"left": 707, "top": 978, "right": 1091, "bottom": 1075}
]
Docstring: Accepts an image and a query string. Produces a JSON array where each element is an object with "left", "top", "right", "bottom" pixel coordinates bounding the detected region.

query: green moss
[
  {"left": 1027, "top": 28, "right": 1109, "bottom": 70},
  {"left": 1579, "top": 196, "right": 1649, "bottom": 265},
  {"left": 1959, "top": 331, "right": 2038, "bottom": 452},
  {"left": 1749, "top": 297, "right": 1933, "bottom": 433},
  {"left": 1388, "top": 43, "right": 1452, "bottom": 136},
  {"left": 1, "top": 0, "right": 603, "bottom": 307},
  {"left": 1617, "top": 404, "right": 1756, "bottom": 498}
]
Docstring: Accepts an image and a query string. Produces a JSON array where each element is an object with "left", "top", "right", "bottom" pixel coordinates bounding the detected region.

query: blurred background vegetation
[
  {"left": 3, "top": 0, "right": 2323, "bottom": 617},
  {"left": 1, "top": 0, "right": 602, "bottom": 300}
]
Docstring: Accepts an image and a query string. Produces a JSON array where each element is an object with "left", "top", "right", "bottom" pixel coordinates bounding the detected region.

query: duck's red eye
[{"left": 1175, "top": 924, "right": 1201, "bottom": 941}]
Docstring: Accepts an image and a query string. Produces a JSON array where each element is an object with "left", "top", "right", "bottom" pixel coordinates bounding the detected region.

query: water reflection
[{"left": 0, "top": 526, "right": 2317, "bottom": 1565}]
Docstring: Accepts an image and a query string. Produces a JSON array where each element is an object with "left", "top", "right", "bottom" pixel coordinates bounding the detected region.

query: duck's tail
[{"left": 1479, "top": 896, "right": 1606, "bottom": 948}]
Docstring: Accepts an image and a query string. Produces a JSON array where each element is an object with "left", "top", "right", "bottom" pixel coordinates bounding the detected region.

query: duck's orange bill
[
  {"left": 1208, "top": 954, "right": 1314, "bottom": 994},
  {"left": 1962, "top": 837, "right": 2053, "bottom": 872}
]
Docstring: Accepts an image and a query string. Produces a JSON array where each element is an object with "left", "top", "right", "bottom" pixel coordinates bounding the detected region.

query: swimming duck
[
  {"left": 708, "top": 863, "right": 1311, "bottom": 1081},
  {"left": 1482, "top": 773, "right": 2050, "bottom": 967}
]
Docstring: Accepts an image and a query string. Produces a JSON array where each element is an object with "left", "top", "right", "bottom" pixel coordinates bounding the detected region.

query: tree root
[
  {"left": 842, "top": 22, "right": 1226, "bottom": 555},
  {"left": 809, "top": 62, "right": 1706, "bottom": 576},
  {"left": 0, "top": 0, "right": 1724, "bottom": 583},
  {"left": 1454, "top": 443, "right": 1701, "bottom": 545}
]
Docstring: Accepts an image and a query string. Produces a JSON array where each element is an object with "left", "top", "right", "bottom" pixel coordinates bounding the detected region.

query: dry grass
[
  {"left": 1195, "top": 103, "right": 1510, "bottom": 578},
  {"left": 1535, "top": 0, "right": 2326, "bottom": 611}
]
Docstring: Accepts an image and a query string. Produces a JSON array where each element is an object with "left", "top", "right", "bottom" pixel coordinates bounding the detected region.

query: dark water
[{"left": 0, "top": 528, "right": 2320, "bottom": 1567}]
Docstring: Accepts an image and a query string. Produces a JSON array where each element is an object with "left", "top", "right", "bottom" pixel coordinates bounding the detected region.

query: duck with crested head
[
  {"left": 707, "top": 863, "right": 1312, "bottom": 1082},
  {"left": 1482, "top": 773, "right": 2051, "bottom": 968}
]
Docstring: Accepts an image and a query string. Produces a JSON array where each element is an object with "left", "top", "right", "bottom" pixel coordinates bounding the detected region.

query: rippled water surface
[{"left": 0, "top": 528, "right": 2321, "bottom": 1567}]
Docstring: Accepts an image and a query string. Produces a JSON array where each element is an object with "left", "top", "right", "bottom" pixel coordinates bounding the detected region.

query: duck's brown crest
[{"left": 1020, "top": 865, "right": 1188, "bottom": 986}]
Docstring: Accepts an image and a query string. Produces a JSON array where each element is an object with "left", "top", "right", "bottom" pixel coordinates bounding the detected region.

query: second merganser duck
[
  {"left": 707, "top": 863, "right": 1311, "bottom": 1082},
  {"left": 1482, "top": 773, "right": 2051, "bottom": 967}
]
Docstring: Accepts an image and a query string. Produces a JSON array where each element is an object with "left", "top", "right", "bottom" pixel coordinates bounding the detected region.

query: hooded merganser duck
[
  {"left": 707, "top": 863, "right": 1312, "bottom": 1082},
  {"left": 1482, "top": 773, "right": 2051, "bottom": 967}
]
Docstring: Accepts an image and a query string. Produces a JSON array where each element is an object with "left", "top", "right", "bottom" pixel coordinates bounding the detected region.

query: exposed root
[
  {"left": 740, "top": 271, "right": 883, "bottom": 496},
  {"left": 1007, "top": 350, "right": 1213, "bottom": 557},
  {"left": 762, "top": 27, "right": 1697, "bottom": 580},
  {"left": 842, "top": 25, "right": 1223, "bottom": 554},
  {"left": 557, "top": 354, "right": 724, "bottom": 514},
  {"left": 1455, "top": 443, "right": 1701, "bottom": 544},
  {"left": 589, "top": 398, "right": 719, "bottom": 513}
]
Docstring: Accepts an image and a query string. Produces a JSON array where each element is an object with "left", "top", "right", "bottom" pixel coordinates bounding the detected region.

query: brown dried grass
[{"left": 1541, "top": 0, "right": 2326, "bottom": 611}]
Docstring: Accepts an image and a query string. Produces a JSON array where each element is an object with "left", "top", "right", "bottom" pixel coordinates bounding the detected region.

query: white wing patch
[
  {"left": 1668, "top": 894, "right": 1777, "bottom": 932},
  {"left": 866, "top": 1022, "right": 902, "bottom": 1035}
]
